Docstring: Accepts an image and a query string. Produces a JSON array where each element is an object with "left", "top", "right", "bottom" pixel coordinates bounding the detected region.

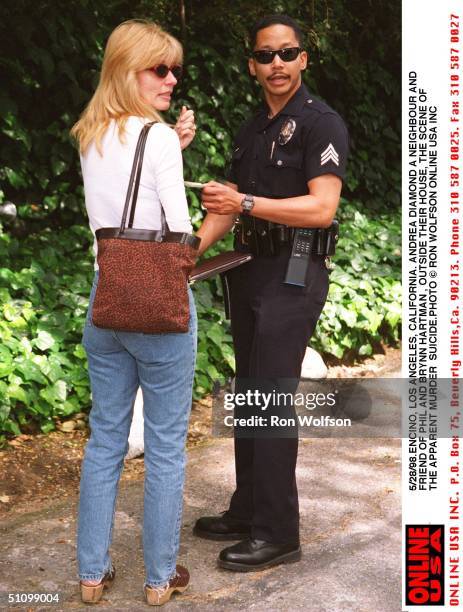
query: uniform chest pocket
[
  {"left": 231, "top": 145, "right": 247, "bottom": 161},
  {"left": 266, "top": 148, "right": 302, "bottom": 170},
  {"left": 229, "top": 145, "right": 248, "bottom": 185}
]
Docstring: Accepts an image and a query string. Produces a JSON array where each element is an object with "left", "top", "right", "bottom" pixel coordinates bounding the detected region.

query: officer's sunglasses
[
  {"left": 252, "top": 47, "right": 302, "bottom": 64},
  {"left": 150, "top": 64, "right": 183, "bottom": 80}
]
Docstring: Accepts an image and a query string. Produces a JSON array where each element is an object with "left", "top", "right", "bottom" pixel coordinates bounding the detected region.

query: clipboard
[{"left": 189, "top": 251, "right": 253, "bottom": 282}]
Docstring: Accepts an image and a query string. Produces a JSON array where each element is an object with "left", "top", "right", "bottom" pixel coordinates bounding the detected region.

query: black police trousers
[{"left": 225, "top": 246, "right": 329, "bottom": 544}]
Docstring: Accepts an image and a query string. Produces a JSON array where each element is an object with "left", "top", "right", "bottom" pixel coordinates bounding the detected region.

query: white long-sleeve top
[{"left": 81, "top": 116, "right": 192, "bottom": 268}]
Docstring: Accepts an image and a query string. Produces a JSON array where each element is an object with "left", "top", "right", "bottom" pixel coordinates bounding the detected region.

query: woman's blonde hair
[{"left": 71, "top": 19, "right": 183, "bottom": 154}]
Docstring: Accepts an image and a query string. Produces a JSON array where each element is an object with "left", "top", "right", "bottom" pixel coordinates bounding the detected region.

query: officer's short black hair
[{"left": 250, "top": 14, "right": 304, "bottom": 49}]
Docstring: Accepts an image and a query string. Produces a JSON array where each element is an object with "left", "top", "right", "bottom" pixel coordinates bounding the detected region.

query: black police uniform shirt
[{"left": 227, "top": 83, "right": 349, "bottom": 200}]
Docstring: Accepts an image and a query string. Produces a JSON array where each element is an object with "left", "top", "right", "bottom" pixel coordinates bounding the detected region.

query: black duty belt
[{"left": 234, "top": 216, "right": 339, "bottom": 257}]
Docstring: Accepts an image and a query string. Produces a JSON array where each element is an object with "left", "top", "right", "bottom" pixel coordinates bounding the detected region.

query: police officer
[{"left": 194, "top": 14, "right": 349, "bottom": 570}]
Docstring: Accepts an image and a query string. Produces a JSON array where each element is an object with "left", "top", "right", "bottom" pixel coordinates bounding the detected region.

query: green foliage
[
  {"left": 192, "top": 229, "right": 235, "bottom": 398},
  {"left": 0, "top": 1, "right": 102, "bottom": 225},
  {"left": 313, "top": 202, "right": 401, "bottom": 359},
  {"left": 0, "top": 225, "right": 94, "bottom": 442}
]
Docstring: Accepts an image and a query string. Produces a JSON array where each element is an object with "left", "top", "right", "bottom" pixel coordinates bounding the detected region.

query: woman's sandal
[
  {"left": 80, "top": 566, "right": 116, "bottom": 603},
  {"left": 144, "top": 565, "right": 189, "bottom": 606}
]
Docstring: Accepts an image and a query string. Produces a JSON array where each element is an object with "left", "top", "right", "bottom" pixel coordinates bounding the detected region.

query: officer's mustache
[{"left": 268, "top": 73, "right": 290, "bottom": 80}]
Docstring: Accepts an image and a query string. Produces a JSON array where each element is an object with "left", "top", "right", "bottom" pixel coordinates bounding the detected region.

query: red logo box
[{"left": 405, "top": 525, "right": 445, "bottom": 606}]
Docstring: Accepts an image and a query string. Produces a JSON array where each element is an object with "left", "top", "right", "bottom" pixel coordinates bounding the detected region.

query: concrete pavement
[{"left": 1, "top": 433, "right": 401, "bottom": 611}]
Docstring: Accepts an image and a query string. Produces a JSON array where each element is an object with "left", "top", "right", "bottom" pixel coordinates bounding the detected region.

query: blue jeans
[{"left": 77, "top": 273, "right": 197, "bottom": 587}]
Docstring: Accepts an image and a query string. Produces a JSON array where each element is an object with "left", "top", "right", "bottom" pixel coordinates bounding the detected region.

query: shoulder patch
[{"left": 320, "top": 143, "right": 339, "bottom": 166}]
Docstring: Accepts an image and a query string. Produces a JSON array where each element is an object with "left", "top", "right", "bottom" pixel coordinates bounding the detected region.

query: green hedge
[{"left": 315, "top": 203, "right": 401, "bottom": 359}]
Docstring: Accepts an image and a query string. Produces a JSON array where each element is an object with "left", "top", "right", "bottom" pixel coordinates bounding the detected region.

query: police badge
[{"left": 278, "top": 118, "right": 296, "bottom": 145}]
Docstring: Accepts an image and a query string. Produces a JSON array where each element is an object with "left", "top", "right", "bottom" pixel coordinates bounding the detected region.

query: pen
[
  {"left": 184, "top": 181, "right": 205, "bottom": 189},
  {"left": 270, "top": 140, "right": 275, "bottom": 160}
]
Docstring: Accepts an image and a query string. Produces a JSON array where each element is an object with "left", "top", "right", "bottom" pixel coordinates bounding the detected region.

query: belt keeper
[{"left": 316, "top": 229, "right": 327, "bottom": 255}]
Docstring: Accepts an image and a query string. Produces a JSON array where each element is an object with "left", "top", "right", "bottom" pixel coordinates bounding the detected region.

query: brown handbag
[{"left": 92, "top": 122, "right": 200, "bottom": 334}]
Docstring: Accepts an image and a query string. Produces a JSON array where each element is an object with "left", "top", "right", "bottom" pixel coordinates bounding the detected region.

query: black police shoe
[
  {"left": 193, "top": 512, "right": 252, "bottom": 541},
  {"left": 218, "top": 538, "right": 301, "bottom": 571}
]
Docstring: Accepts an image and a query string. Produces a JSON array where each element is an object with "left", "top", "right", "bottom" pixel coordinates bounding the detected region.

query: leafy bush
[
  {"left": 313, "top": 202, "right": 401, "bottom": 358},
  {"left": 0, "top": 226, "right": 94, "bottom": 440},
  {"left": 0, "top": 205, "right": 400, "bottom": 442}
]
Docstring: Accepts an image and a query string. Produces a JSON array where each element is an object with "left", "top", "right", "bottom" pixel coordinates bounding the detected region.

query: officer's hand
[
  {"left": 174, "top": 106, "right": 196, "bottom": 150},
  {"left": 201, "top": 181, "right": 242, "bottom": 214}
]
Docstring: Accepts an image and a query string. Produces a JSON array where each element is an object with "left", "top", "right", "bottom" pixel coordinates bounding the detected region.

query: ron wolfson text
[{"left": 224, "top": 415, "right": 352, "bottom": 427}]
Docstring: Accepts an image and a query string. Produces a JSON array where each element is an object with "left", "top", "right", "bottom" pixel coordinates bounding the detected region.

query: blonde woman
[{"left": 71, "top": 20, "right": 197, "bottom": 606}]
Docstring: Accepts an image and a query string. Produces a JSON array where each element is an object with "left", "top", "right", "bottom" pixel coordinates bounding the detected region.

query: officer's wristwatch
[{"left": 240, "top": 193, "right": 255, "bottom": 215}]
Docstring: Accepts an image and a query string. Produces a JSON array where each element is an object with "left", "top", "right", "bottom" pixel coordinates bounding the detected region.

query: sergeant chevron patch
[{"left": 320, "top": 143, "right": 339, "bottom": 166}]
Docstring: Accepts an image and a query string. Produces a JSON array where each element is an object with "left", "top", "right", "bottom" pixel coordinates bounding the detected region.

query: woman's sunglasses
[
  {"left": 252, "top": 47, "right": 302, "bottom": 65},
  {"left": 150, "top": 64, "right": 183, "bottom": 80}
]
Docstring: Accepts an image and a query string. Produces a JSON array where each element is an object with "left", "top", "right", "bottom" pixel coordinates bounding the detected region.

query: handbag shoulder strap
[
  {"left": 119, "top": 122, "right": 154, "bottom": 233},
  {"left": 120, "top": 121, "right": 172, "bottom": 236}
]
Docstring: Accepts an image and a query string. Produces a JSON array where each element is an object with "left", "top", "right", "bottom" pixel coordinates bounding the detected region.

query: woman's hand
[{"left": 175, "top": 106, "right": 196, "bottom": 150}]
